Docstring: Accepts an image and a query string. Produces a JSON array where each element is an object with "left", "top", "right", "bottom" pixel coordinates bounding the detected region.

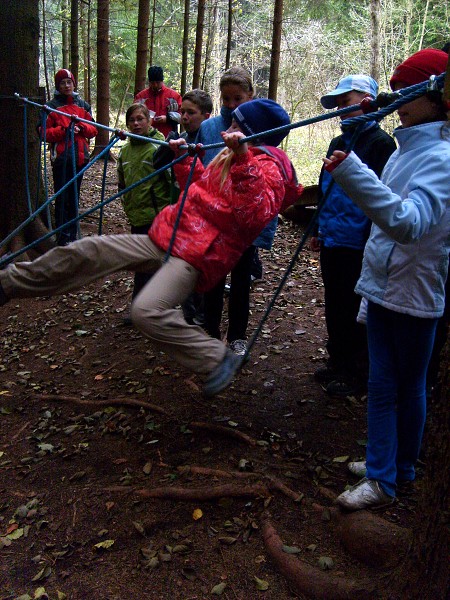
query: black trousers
[
  {"left": 52, "top": 159, "right": 84, "bottom": 246},
  {"left": 320, "top": 245, "right": 368, "bottom": 375},
  {"left": 203, "top": 245, "right": 256, "bottom": 342}
]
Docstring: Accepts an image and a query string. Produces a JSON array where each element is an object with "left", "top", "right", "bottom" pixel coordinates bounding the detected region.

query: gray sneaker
[
  {"left": 203, "top": 349, "right": 243, "bottom": 397},
  {"left": 348, "top": 460, "right": 367, "bottom": 478},
  {"left": 229, "top": 339, "right": 248, "bottom": 356},
  {"left": 336, "top": 478, "right": 394, "bottom": 511}
]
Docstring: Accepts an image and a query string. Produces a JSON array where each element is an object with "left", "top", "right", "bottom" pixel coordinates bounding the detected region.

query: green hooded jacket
[{"left": 117, "top": 128, "right": 171, "bottom": 227}]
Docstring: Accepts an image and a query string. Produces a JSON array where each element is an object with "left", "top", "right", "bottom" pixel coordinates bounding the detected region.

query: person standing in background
[
  {"left": 134, "top": 66, "right": 182, "bottom": 138},
  {"left": 40, "top": 69, "right": 98, "bottom": 246},
  {"left": 311, "top": 75, "right": 396, "bottom": 397}
]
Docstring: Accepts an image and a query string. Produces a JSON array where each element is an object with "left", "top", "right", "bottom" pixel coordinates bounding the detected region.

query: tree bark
[
  {"left": 62, "top": 0, "right": 69, "bottom": 68},
  {"left": 268, "top": 0, "right": 283, "bottom": 100},
  {"left": 370, "top": 0, "right": 380, "bottom": 82},
  {"left": 192, "top": 0, "right": 205, "bottom": 89},
  {"left": 0, "top": 0, "right": 50, "bottom": 253},
  {"left": 225, "top": 0, "right": 232, "bottom": 70},
  {"left": 180, "top": 0, "right": 190, "bottom": 95},
  {"left": 70, "top": 0, "right": 79, "bottom": 84},
  {"left": 92, "top": 0, "right": 110, "bottom": 157},
  {"left": 134, "top": 0, "right": 150, "bottom": 97}
]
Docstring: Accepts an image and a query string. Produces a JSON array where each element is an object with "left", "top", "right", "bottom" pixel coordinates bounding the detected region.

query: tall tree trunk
[
  {"left": 70, "top": 0, "right": 79, "bottom": 83},
  {"left": 181, "top": 0, "right": 190, "bottom": 95},
  {"left": 80, "top": 0, "right": 91, "bottom": 104},
  {"left": 418, "top": 0, "right": 430, "bottom": 51},
  {"left": 134, "top": 0, "right": 150, "bottom": 97},
  {"left": 0, "top": 0, "right": 51, "bottom": 255},
  {"left": 225, "top": 0, "right": 232, "bottom": 69},
  {"left": 192, "top": 0, "right": 205, "bottom": 89},
  {"left": 201, "top": 1, "right": 217, "bottom": 91},
  {"left": 62, "top": 0, "right": 69, "bottom": 68},
  {"left": 268, "top": 0, "right": 283, "bottom": 100},
  {"left": 92, "top": 0, "right": 110, "bottom": 156},
  {"left": 41, "top": 0, "right": 51, "bottom": 100},
  {"left": 370, "top": 0, "right": 381, "bottom": 82},
  {"left": 149, "top": 0, "right": 157, "bottom": 67}
]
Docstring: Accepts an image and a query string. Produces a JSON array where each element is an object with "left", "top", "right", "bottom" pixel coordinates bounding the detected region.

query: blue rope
[
  {"left": 163, "top": 153, "right": 197, "bottom": 263},
  {"left": 0, "top": 135, "right": 120, "bottom": 265}
]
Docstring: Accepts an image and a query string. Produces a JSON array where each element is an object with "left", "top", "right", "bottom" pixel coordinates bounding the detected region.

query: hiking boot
[
  {"left": 336, "top": 478, "right": 394, "bottom": 511},
  {"left": 203, "top": 349, "right": 243, "bottom": 397},
  {"left": 348, "top": 461, "right": 367, "bottom": 478},
  {"left": 314, "top": 364, "right": 338, "bottom": 384},
  {"left": 229, "top": 339, "right": 248, "bottom": 356},
  {"left": 0, "top": 281, "right": 9, "bottom": 307},
  {"left": 326, "top": 378, "right": 358, "bottom": 398}
]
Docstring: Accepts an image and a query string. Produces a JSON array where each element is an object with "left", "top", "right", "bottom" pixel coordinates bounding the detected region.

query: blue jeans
[{"left": 366, "top": 302, "right": 438, "bottom": 497}]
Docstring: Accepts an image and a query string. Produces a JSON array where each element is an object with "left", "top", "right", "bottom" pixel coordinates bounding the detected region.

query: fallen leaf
[
  {"left": 333, "top": 455, "right": 350, "bottom": 463},
  {"left": 32, "top": 565, "right": 52, "bottom": 582},
  {"left": 94, "top": 539, "right": 115, "bottom": 550},
  {"left": 211, "top": 582, "right": 227, "bottom": 595},
  {"left": 254, "top": 575, "right": 269, "bottom": 590},
  {"left": 192, "top": 508, "right": 203, "bottom": 521},
  {"left": 318, "top": 556, "right": 334, "bottom": 571}
]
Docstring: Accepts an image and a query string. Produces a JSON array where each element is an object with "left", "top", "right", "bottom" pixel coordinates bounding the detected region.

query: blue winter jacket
[
  {"left": 318, "top": 121, "right": 396, "bottom": 249},
  {"left": 330, "top": 121, "right": 450, "bottom": 319},
  {"left": 196, "top": 106, "right": 278, "bottom": 250}
]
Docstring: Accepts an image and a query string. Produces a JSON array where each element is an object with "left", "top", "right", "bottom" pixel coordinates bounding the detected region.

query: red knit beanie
[
  {"left": 390, "top": 48, "right": 448, "bottom": 90},
  {"left": 55, "top": 69, "right": 76, "bottom": 89}
]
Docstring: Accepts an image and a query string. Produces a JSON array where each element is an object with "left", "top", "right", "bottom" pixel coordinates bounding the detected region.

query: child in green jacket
[{"left": 118, "top": 103, "right": 171, "bottom": 312}]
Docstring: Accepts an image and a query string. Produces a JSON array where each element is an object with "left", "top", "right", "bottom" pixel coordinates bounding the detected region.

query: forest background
[{"left": 39, "top": 0, "right": 449, "bottom": 187}]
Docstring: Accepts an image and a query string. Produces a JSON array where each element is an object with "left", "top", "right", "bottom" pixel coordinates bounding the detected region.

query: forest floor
[{"left": 0, "top": 163, "right": 428, "bottom": 599}]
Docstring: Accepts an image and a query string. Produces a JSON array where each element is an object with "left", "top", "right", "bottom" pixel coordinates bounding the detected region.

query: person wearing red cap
[
  {"left": 322, "top": 48, "right": 449, "bottom": 511},
  {"left": 39, "top": 69, "right": 98, "bottom": 246}
]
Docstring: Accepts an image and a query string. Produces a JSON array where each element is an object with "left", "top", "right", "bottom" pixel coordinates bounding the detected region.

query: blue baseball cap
[{"left": 320, "top": 75, "right": 379, "bottom": 109}]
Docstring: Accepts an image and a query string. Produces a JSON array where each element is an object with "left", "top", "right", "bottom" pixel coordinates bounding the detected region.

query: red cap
[
  {"left": 55, "top": 69, "right": 76, "bottom": 89},
  {"left": 389, "top": 49, "right": 448, "bottom": 90}
]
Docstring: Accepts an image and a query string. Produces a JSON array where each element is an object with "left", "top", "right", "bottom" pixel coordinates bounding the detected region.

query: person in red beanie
[
  {"left": 39, "top": 69, "right": 98, "bottom": 246},
  {"left": 322, "top": 48, "right": 449, "bottom": 511}
]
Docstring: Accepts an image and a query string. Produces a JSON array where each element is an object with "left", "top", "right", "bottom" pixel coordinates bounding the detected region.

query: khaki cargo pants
[{"left": 0, "top": 235, "right": 226, "bottom": 374}]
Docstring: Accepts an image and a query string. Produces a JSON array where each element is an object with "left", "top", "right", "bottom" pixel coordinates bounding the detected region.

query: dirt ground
[{"left": 0, "top": 164, "right": 429, "bottom": 599}]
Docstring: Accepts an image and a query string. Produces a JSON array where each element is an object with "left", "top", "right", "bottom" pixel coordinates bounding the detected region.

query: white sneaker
[
  {"left": 348, "top": 461, "right": 367, "bottom": 478},
  {"left": 336, "top": 478, "right": 394, "bottom": 511},
  {"left": 229, "top": 339, "right": 248, "bottom": 356}
]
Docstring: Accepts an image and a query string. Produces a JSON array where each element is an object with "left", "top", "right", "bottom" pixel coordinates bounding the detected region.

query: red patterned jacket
[
  {"left": 149, "top": 147, "right": 302, "bottom": 292},
  {"left": 40, "top": 93, "right": 98, "bottom": 167},
  {"left": 134, "top": 84, "right": 182, "bottom": 137}
]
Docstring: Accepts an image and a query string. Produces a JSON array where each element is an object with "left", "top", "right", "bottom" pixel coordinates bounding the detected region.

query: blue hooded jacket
[{"left": 318, "top": 121, "right": 396, "bottom": 249}]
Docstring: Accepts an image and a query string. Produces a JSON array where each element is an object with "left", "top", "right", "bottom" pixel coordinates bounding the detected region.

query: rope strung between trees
[{"left": 1, "top": 74, "right": 446, "bottom": 361}]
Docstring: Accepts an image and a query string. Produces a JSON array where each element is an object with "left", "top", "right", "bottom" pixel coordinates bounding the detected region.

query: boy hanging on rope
[{"left": 0, "top": 98, "right": 302, "bottom": 397}]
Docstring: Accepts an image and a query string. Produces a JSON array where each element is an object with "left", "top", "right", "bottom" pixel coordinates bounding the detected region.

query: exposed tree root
[
  {"left": 177, "top": 465, "right": 304, "bottom": 502},
  {"left": 189, "top": 421, "right": 257, "bottom": 446},
  {"left": 329, "top": 507, "right": 413, "bottom": 568},
  {"left": 261, "top": 515, "right": 376, "bottom": 599},
  {"left": 135, "top": 482, "right": 270, "bottom": 501},
  {"left": 31, "top": 393, "right": 169, "bottom": 415}
]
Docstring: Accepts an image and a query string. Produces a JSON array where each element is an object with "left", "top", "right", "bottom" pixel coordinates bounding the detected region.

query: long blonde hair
[{"left": 209, "top": 147, "right": 235, "bottom": 188}]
